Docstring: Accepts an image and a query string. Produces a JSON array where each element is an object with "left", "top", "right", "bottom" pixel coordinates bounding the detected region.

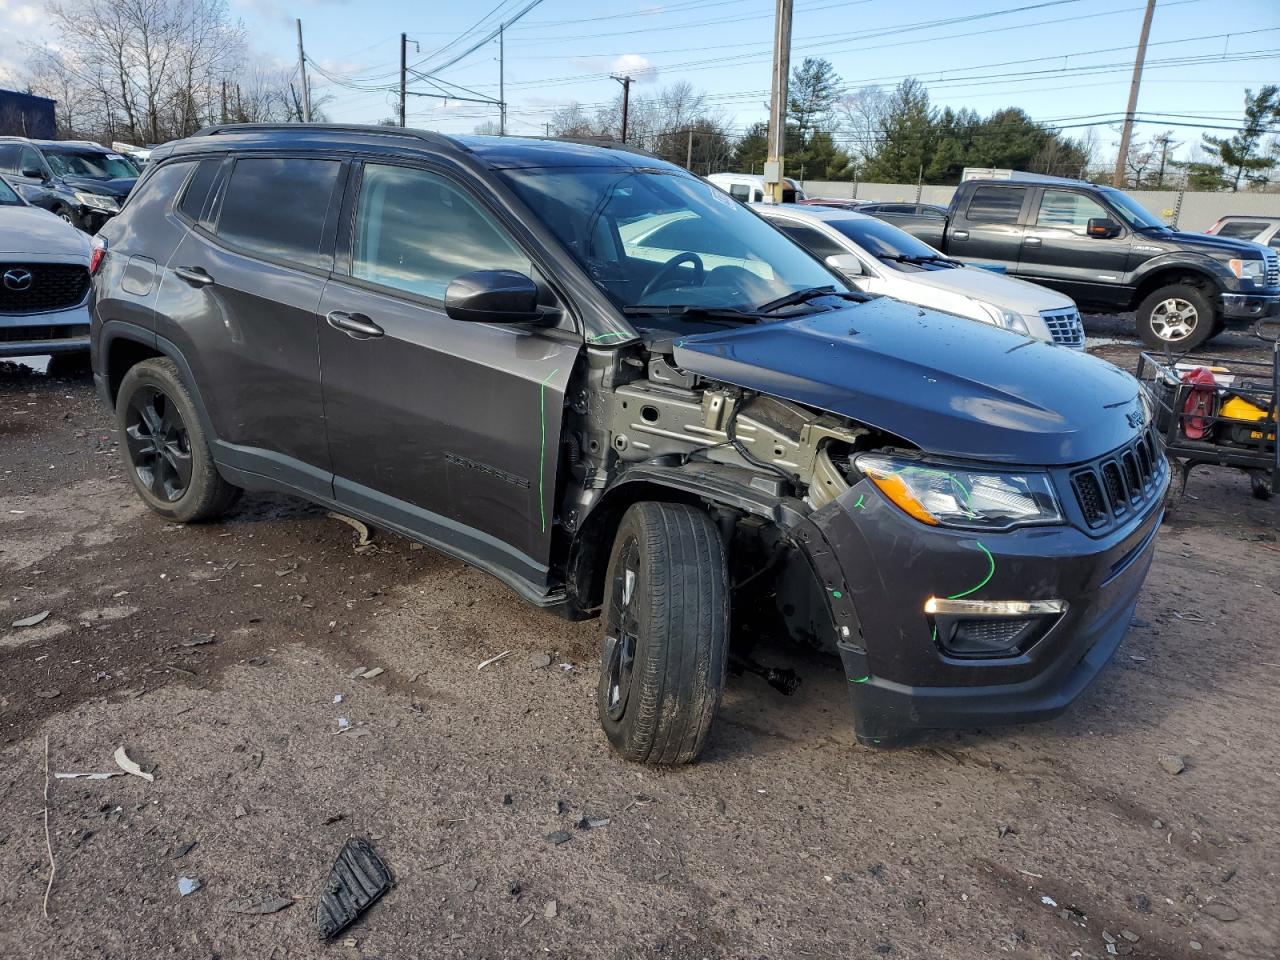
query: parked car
[
  {"left": 0, "top": 175, "right": 95, "bottom": 358},
  {"left": 855, "top": 201, "right": 949, "bottom": 243},
  {"left": 93, "top": 125, "right": 1167, "bottom": 762},
  {"left": 0, "top": 137, "right": 139, "bottom": 233},
  {"left": 797, "top": 197, "right": 868, "bottom": 210},
  {"left": 707, "top": 172, "right": 805, "bottom": 203},
  {"left": 895, "top": 172, "right": 1280, "bottom": 350},
  {"left": 757, "top": 204, "right": 1085, "bottom": 348},
  {"left": 1204, "top": 214, "right": 1280, "bottom": 249}
]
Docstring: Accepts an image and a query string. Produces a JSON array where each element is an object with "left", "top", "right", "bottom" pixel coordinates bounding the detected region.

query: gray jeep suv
[{"left": 91, "top": 125, "right": 1167, "bottom": 762}]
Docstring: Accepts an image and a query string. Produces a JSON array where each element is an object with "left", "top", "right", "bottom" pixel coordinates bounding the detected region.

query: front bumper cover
[
  {"left": 0, "top": 303, "right": 92, "bottom": 358},
  {"left": 1220, "top": 291, "right": 1280, "bottom": 321},
  {"left": 798, "top": 467, "right": 1167, "bottom": 746}
]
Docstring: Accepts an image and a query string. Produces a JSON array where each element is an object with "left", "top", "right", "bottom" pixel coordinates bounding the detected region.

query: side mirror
[
  {"left": 445, "top": 270, "right": 547, "bottom": 324},
  {"left": 1087, "top": 217, "right": 1121, "bottom": 239},
  {"left": 20, "top": 167, "right": 45, "bottom": 180},
  {"left": 825, "top": 252, "right": 863, "bottom": 276}
]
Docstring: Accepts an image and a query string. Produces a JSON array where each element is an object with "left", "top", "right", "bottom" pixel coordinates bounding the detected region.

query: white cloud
[{"left": 611, "top": 53, "right": 658, "bottom": 85}]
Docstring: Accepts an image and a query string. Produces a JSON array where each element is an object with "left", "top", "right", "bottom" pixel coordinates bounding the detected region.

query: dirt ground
[{"left": 1, "top": 320, "right": 1277, "bottom": 960}]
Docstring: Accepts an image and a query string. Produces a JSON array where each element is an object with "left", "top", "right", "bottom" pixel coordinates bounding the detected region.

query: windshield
[
  {"left": 1099, "top": 187, "right": 1166, "bottom": 230},
  {"left": 43, "top": 149, "right": 139, "bottom": 180},
  {"left": 0, "top": 177, "right": 21, "bottom": 205},
  {"left": 829, "top": 216, "right": 944, "bottom": 264},
  {"left": 497, "top": 167, "right": 845, "bottom": 314}
]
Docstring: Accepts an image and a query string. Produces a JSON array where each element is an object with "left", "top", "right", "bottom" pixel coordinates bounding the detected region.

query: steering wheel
[{"left": 640, "top": 252, "right": 705, "bottom": 301}]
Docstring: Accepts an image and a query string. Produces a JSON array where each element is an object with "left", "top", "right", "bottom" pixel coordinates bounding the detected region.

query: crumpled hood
[
  {"left": 672, "top": 298, "right": 1143, "bottom": 466},
  {"left": 59, "top": 175, "right": 136, "bottom": 199},
  {"left": 0, "top": 205, "right": 92, "bottom": 257}
]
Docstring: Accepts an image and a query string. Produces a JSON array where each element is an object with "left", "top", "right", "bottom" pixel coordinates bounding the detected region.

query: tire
[
  {"left": 116, "top": 357, "right": 241, "bottom": 523},
  {"left": 1250, "top": 472, "right": 1272, "bottom": 500},
  {"left": 597, "top": 501, "right": 729, "bottom": 765},
  {"left": 52, "top": 206, "right": 77, "bottom": 229},
  {"left": 1136, "top": 283, "right": 1217, "bottom": 350}
]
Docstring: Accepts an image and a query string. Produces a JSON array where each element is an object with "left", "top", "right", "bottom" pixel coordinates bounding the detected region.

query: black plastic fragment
[{"left": 315, "top": 837, "right": 394, "bottom": 941}]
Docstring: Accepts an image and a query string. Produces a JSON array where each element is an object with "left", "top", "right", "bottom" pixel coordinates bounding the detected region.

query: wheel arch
[
  {"left": 1129, "top": 264, "right": 1222, "bottom": 311},
  {"left": 100, "top": 325, "right": 218, "bottom": 443}
]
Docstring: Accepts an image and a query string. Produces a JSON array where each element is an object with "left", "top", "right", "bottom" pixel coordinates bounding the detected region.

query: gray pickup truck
[{"left": 892, "top": 173, "right": 1280, "bottom": 350}]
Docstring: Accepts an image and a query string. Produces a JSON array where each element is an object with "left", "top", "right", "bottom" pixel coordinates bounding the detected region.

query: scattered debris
[
  {"left": 333, "top": 694, "right": 343, "bottom": 705},
  {"left": 42, "top": 734, "right": 54, "bottom": 918},
  {"left": 1173, "top": 611, "right": 1208, "bottom": 623},
  {"left": 559, "top": 663, "right": 573, "bottom": 671},
  {"left": 575, "top": 815, "right": 610, "bottom": 830},
  {"left": 545, "top": 830, "right": 572, "bottom": 846},
  {"left": 347, "top": 666, "right": 369, "bottom": 679},
  {"left": 1159, "top": 755, "right": 1187, "bottom": 776},
  {"left": 729, "top": 655, "right": 802, "bottom": 695},
  {"left": 361, "top": 667, "right": 384, "bottom": 680},
  {"left": 477, "top": 650, "right": 512, "bottom": 671},
  {"left": 339, "top": 727, "right": 372, "bottom": 738},
  {"left": 327, "top": 512, "right": 373, "bottom": 547},
  {"left": 170, "top": 840, "right": 198, "bottom": 860},
  {"left": 555, "top": 799, "right": 569, "bottom": 816},
  {"left": 12, "top": 610, "right": 50, "bottom": 628},
  {"left": 54, "top": 771, "right": 125, "bottom": 781},
  {"left": 323, "top": 814, "right": 346, "bottom": 826},
  {"left": 544, "top": 899, "right": 558, "bottom": 919},
  {"left": 181, "top": 634, "right": 216, "bottom": 647},
  {"left": 178, "top": 877, "right": 202, "bottom": 897},
  {"left": 530, "top": 653, "right": 552, "bottom": 669},
  {"left": 234, "top": 804, "right": 249, "bottom": 819},
  {"left": 1120, "top": 929, "right": 1140, "bottom": 942},
  {"left": 502, "top": 793, "right": 513, "bottom": 806},
  {"left": 1040, "top": 896, "right": 1058, "bottom": 907},
  {"left": 507, "top": 880, "right": 522, "bottom": 897},
  {"left": 336, "top": 718, "right": 351, "bottom": 732},
  {"left": 229, "top": 896, "right": 294, "bottom": 915},
  {"left": 998, "top": 825, "right": 1018, "bottom": 839},
  {"left": 35, "top": 690, "right": 60, "bottom": 699},
  {"left": 714, "top": 798, "right": 726, "bottom": 816},
  {"left": 113, "top": 746, "right": 154, "bottom": 783},
  {"left": 518, "top": 913, "right": 533, "bottom": 928},
  {"left": 1201, "top": 902, "right": 1240, "bottom": 922},
  {"left": 315, "top": 838, "right": 393, "bottom": 942}
]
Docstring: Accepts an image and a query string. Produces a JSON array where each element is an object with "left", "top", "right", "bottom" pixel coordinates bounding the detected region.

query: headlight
[
  {"left": 977, "top": 302, "right": 1030, "bottom": 336},
  {"left": 1228, "top": 258, "right": 1265, "bottom": 281},
  {"left": 74, "top": 191, "right": 119, "bottom": 212},
  {"left": 856, "top": 454, "right": 1063, "bottom": 529}
]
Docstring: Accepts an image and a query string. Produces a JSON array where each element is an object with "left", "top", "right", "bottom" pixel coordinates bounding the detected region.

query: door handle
[
  {"left": 1023, "top": 236, "right": 1042, "bottom": 246},
  {"left": 174, "top": 266, "right": 214, "bottom": 287},
  {"left": 326, "top": 310, "right": 385, "bottom": 339},
  {"left": 952, "top": 230, "right": 969, "bottom": 240}
]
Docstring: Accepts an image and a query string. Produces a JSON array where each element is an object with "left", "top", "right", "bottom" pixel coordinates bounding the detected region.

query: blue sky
[{"left": 3, "top": 0, "right": 1277, "bottom": 161}]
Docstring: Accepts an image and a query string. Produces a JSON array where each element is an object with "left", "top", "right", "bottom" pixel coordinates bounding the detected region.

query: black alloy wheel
[{"left": 124, "top": 385, "right": 193, "bottom": 502}]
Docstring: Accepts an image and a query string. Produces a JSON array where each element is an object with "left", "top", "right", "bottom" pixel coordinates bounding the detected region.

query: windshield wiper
[
  {"left": 756, "top": 286, "right": 864, "bottom": 314},
  {"left": 621, "top": 304, "right": 762, "bottom": 322},
  {"left": 878, "top": 253, "right": 956, "bottom": 266}
]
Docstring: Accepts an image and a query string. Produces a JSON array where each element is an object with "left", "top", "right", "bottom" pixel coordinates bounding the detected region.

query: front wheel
[
  {"left": 116, "top": 358, "right": 241, "bottom": 523},
  {"left": 1136, "top": 283, "right": 1217, "bottom": 350},
  {"left": 597, "top": 502, "right": 729, "bottom": 764}
]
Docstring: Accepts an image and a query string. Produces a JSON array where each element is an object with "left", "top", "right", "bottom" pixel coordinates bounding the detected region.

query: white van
[{"left": 707, "top": 172, "right": 806, "bottom": 204}]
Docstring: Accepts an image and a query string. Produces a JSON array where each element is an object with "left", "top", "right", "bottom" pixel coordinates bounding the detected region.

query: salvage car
[
  {"left": 0, "top": 137, "right": 139, "bottom": 233},
  {"left": 92, "top": 126, "right": 1168, "bottom": 762},
  {"left": 1204, "top": 214, "right": 1280, "bottom": 249},
  {"left": 757, "top": 204, "right": 1085, "bottom": 348},
  {"left": 1, "top": 175, "right": 95, "bottom": 358}
]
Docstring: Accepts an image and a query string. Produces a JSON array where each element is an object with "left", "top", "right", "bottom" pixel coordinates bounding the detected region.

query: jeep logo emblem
[
  {"left": 1126, "top": 409, "right": 1145, "bottom": 429},
  {"left": 2, "top": 268, "right": 33, "bottom": 291}
]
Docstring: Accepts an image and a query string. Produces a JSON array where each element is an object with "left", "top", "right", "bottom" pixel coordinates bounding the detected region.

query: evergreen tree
[
  {"left": 732, "top": 120, "right": 769, "bottom": 173},
  {"left": 1189, "top": 85, "right": 1280, "bottom": 190},
  {"left": 861, "top": 79, "right": 935, "bottom": 182},
  {"left": 788, "top": 57, "right": 841, "bottom": 149}
]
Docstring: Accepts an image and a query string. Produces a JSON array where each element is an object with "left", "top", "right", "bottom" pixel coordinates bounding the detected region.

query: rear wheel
[
  {"left": 597, "top": 502, "right": 729, "bottom": 764},
  {"left": 1136, "top": 283, "right": 1216, "bottom": 350},
  {"left": 116, "top": 358, "right": 241, "bottom": 523}
]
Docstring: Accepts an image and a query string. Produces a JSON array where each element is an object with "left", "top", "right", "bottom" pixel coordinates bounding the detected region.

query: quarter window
[
  {"left": 177, "top": 158, "right": 222, "bottom": 225},
  {"left": 965, "top": 185, "right": 1026, "bottom": 224},
  {"left": 352, "top": 164, "right": 531, "bottom": 300},
  {"left": 1035, "top": 190, "right": 1110, "bottom": 235},
  {"left": 216, "top": 157, "right": 341, "bottom": 269},
  {"left": 1215, "top": 220, "right": 1268, "bottom": 240}
]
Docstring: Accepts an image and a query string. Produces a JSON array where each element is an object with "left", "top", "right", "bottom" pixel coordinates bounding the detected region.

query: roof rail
[
  {"left": 191, "top": 122, "right": 466, "bottom": 151},
  {"left": 539, "top": 135, "right": 661, "bottom": 160}
]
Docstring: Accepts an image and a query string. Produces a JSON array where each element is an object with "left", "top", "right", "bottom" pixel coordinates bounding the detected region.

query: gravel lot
[{"left": 1, "top": 321, "right": 1277, "bottom": 959}]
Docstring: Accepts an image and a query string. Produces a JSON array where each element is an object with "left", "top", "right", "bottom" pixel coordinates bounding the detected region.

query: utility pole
[
  {"left": 296, "top": 18, "right": 312, "bottom": 122},
  {"left": 686, "top": 129, "right": 694, "bottom": 169},
  {"left": 612, "top": 74, "right": 633, "bottom": 143},
  {"left": 1112, "top": 0, "right": 1156, "bottom": 187},
  {"left": 220, "top": 79, "right": 227, "bottom": 123},
  {"left": 499, "top": 23, "right": 506, "bottom": 135},
  {"left": 544, "top": 122, "right": 551, "bottom": 137},
  {"left": 399, "top": 33, "right": 407, "bottom": 127},
  {"left": 764, "top": 0, "right": 793, "bottom": 203}
]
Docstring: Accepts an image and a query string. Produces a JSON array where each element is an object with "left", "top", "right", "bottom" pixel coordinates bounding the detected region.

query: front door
[
  {"left": 318, "top": 161, "right": 578, "bottom": 597},
  {"left": 1018, "top": 187, "right": 1132, "bottom": 304},
  {"left": 948, "top": 183, "right": 1031, "bottom": 271}
]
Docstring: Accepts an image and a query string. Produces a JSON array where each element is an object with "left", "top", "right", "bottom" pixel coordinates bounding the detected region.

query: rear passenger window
[
  {"left": 177, "top": 159, "right": 221, "bottom": 225},
  {"left": 216, "top": 157, "right": 341, "bottom": 269},
  {"left": 729, "top": 184, "right": 750, "bottom": 202},
  {"left": 965, "top": 186, "right": 1026, "bottom": 224},
  {"left": 352, "top": 164, "right": 531, "bottom": 300}
]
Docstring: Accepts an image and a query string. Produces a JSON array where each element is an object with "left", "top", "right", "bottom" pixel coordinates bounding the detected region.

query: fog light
[{"left": 925, "top": 598, "right": 1066, "bottom": 659}]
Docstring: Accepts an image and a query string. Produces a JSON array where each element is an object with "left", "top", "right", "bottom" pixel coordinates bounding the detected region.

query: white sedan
[
  {"left": 757, "top": 204, "right": 1085, "bottom": 349},
  {"left": 0, "top": 175, "right": 94, "bottom": 358}
]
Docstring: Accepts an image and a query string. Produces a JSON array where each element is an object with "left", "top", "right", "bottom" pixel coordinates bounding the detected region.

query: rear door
[
  {"left": 947, "top": 184, "right": 1031, "bottom": 270},
  {"left": 1018, "top": 187, "right": 1132, "bottom": 303},
  {"left": 151, "top": 153, "right": 344, "bottom": 497},
  {"left": 317, "top": 160, "right": 578, "bottom": 594}
]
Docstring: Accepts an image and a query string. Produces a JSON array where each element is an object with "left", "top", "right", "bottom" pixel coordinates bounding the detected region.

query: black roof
[{"left": 178, "top": 123, "right": 677, "bottom": 172}]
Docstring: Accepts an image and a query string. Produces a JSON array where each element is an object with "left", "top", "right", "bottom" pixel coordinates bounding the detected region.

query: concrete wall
[{"left": 797, "top": 180, "right": 1280, "bottom": 232}]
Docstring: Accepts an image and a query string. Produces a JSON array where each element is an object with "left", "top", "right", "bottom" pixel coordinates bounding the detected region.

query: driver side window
[{"left": 353, "top": 163, "right": 532, "bottom": 301}]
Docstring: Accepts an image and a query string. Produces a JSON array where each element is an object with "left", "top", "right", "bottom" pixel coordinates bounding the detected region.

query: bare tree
[{"left": 837, "top": 86, "right": 890, "bottom": 167}]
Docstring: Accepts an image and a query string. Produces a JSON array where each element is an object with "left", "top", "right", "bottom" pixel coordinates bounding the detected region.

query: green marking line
[
  {"left": 853, "top": 493, "right": 865, "bottom": 509},
  {"left": 849, "top": 674, "right": 871, "bottom": 684},
  {"left": 538, "top": 368, "right": 560, "bottom": 534},
  {"left": 946, "top": 541, "right": 995, "bottom": 600}
]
